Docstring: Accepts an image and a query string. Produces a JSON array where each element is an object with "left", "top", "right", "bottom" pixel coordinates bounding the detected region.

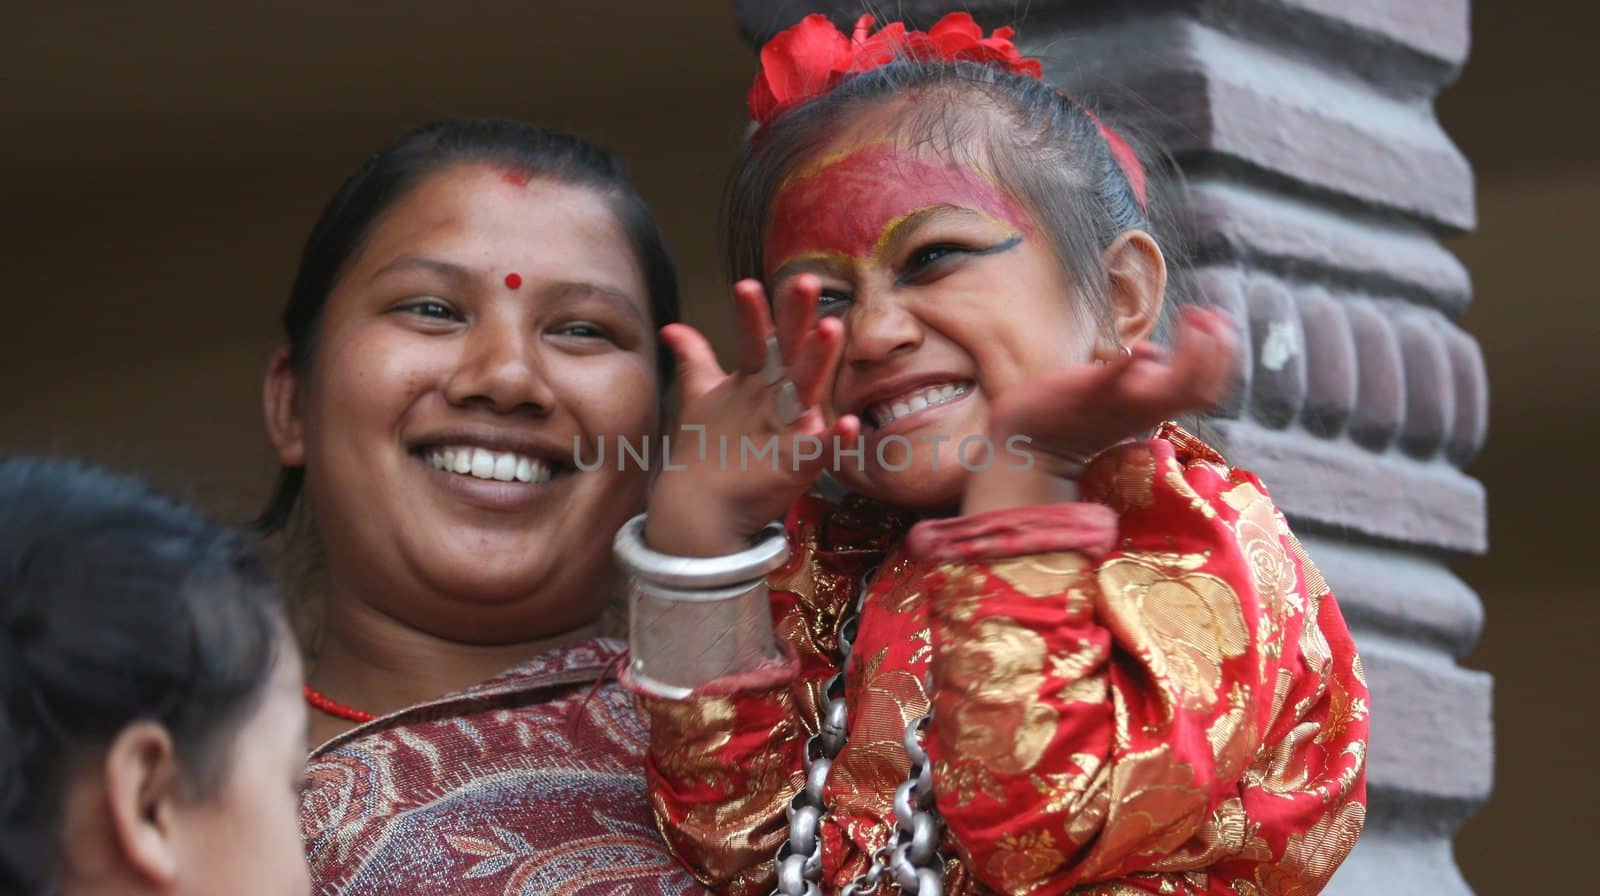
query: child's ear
[
  {"left": 1098, "top": 229, "right": 1167, "bottom": 355},
  {"left": 102, "top": 721, "right": 183, "bottom": 886},
  {"left": 263, "top": 345, "right": 306, "bottom": 467}
]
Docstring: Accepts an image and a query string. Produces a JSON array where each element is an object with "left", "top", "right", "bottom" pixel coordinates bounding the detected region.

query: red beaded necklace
[{"left": 302, "top": 684, "right": 376, "bottom": 724}]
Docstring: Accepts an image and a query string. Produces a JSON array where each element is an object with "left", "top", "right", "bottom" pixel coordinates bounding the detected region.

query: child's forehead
[{"left": 790, "top": 101, "right": 1000, "bottom": 183}]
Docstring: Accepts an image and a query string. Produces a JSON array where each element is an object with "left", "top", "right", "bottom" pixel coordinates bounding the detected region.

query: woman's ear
[
  {"left": 263, "top": 346, "right": 306, "bottom": 467},
  {"left": 102, "top": 722, "right": 183, "bottom": 886},
  {"left": 1098, "top": 229, "right": 1167, "bottom": 355}
]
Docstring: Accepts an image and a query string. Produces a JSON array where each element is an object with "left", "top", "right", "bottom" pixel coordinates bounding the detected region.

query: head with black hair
[
  {"left": 727, "top": 16, "right": 1192, "bottom": 510},
  {"left": 0, "top": 458, "right": 306, "bottom": 896},
  {"left": 259, "top": 119, "right": 677, "bottom": 676}
]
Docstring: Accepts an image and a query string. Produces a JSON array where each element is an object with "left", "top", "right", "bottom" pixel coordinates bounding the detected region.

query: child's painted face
[{"left": 765, "top": 130, "right": 1094, "bottom": 510}]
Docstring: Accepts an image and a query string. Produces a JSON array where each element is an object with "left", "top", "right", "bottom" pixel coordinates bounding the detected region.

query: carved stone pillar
[{"left": 736, "top": 2, "right": 1490, "bottom": 893}]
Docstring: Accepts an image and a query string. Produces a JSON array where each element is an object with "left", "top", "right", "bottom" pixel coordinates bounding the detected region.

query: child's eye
[
  {"left": 396, "top": 298, "right": 462, "bottom": 322},
  {"left": 906, "top": 243, "right": 970, "bottom": 271},
  {"left": 816, "top": 291, "right": 852, "bottom": 318}
]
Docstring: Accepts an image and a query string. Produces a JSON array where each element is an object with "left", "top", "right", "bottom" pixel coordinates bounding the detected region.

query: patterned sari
[{"left": 301, "top": 637, "right": 706, "bottom": 895}]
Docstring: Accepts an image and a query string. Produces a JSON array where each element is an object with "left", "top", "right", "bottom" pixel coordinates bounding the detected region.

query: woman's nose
[{"left": 443, "top": 315, "right": 555, "bottom": 415}]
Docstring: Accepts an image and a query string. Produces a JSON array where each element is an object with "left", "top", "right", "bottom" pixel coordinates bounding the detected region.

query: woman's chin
[{"left": 408, "top": 546, "right": 575, "bottom": 606}]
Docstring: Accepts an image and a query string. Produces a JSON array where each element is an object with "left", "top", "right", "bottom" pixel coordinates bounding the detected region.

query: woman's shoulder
[
  {"left": 299, "top": 639, "right": 678, "bottom": 893},
  {"left": 304, "top": 637, "right": 641, "bottom": 765}
]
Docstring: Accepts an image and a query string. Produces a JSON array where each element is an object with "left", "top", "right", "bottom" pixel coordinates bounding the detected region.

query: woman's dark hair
[
  {"left": 0, "top": 458, "right": 285, "bottom": 894},
  {"left": 258, "top": 118, "right": 681, "bottom": 533},
  {"left": 726, "top": 59, "right": 1191, "bottom": 341}
]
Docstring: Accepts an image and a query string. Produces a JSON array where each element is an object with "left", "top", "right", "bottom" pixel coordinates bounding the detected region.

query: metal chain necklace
[{"left": 774, "top": 567, "right": 946, "bottom": 896}]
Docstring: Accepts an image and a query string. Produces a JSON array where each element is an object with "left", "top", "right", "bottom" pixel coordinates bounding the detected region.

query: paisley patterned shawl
[{"left": 300, "top": 637, "right": 707, "bottom": 896}]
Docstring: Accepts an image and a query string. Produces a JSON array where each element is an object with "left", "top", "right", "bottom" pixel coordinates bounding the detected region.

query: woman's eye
[
  {"left": 553, "top": 322, "right": 615, "bottom": 341},
  {"left": 398, "top": 298, "right": 461, "bottom": 321}
]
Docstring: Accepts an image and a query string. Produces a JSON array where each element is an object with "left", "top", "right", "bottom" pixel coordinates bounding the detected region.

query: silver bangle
[
  {"left": 613, "top": 513, "right": 789, "bottom": 590},
  {"left": 621, "top": 514, "right": 790, "bottom": 698}
]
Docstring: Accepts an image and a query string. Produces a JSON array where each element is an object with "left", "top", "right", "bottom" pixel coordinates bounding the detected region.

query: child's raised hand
[
  {"left": 645, "top": 275, "right": 859, "bottom": 557},
  {"left": 973, "top": 307, "right": 1237, "bottom": 508}
]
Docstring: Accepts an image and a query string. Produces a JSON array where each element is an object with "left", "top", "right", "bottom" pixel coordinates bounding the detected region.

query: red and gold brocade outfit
[{"left": 633, "top": 426, "right": 1368, "bottom": 895}]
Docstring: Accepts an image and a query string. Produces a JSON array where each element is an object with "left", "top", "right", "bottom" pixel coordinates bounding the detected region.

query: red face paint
[
  {"left": 766, "top": 143, "right": 1033, "bottom": 272},
  {"left": 504, "top": 272, "right": 522, "bottom": 289}
]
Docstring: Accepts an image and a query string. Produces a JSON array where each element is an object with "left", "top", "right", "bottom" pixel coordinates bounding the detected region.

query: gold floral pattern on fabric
[
  {"left": 938, "top": 618, "right": 1059, "bottom": 774},
  {"left": 987, "top": 551, "right": 1095, "bottom": 599},
  {"left": 1077, "top": 744, "right": 1208, "bottom": 880},
  {"left": 1260, "top": 800, "right": 1366, "bottom": 895},
  {"left": 1146, "top": 796, "right": 1274, "bottom": 872},
  {"left": 988, "top": 830, "right": 1067, "bottom": 893},
  {"left": 1028, "top": 752, "right": 1105, "bottom": 818},
  {"left": 1099, "top": 442, "right": 1159, "bottom": 510},
  {"left": 934, "top": 563, "right": 990, "bottom": 623},
  {"left": 1099, "top": 553, "right": 1249, "bottom": 716},
  {"left": 1205, "top": 682, "right": 1259, "bottom": 781},
  {"left": 1222, "top": 482, "right": 1302, "bottom": 619},
  {"left": 638, "top": 433, "right": 1369, "bottom": 896},
  {"left": 648, "top": 697, "right": 736, "bottom": 769}
]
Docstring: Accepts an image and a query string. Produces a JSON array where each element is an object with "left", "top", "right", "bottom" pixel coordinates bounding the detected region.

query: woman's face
[
  {"left": 171, "top": 648, "right": 310, "bottom": 896},
  {"left": 277, "top": 164, "right": 659, "bottom": 642},
  {"left": 764, "top": 122, "right": 1092, "bottom": 510}
]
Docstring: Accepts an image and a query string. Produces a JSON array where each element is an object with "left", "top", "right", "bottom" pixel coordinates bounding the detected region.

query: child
[
  {"left": 618, "top": 14, "right": 1367, "bottom": 896},
  {"left": 0, "top": 459, "right": 309, "bottom": 896}
]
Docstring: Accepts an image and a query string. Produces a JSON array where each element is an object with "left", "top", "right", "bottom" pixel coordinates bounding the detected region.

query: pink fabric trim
[
  {"left": 906, "top": 502, "right": 1118, "bottom": 564},
  {"left": 618, "top": 644, "right": 802, "bottom": 700}
]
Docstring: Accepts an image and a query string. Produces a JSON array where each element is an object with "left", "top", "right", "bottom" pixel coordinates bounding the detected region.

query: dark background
[{"left": 1, "top": 3, "right": 1592, "bottom": 889}]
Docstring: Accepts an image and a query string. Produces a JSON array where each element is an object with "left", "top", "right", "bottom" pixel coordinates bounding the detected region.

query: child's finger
[
  {"left": 1190, "top": 322, "right": 1239, "bottom": 406},
  {"left": 732, "top": 280, "right": 777, "bottom": 376},
  {"left": 790, "top": 317, "right": 844, "bottom": 408},
  {"left": 792, "top": 414, "right": 860, "bottom": 478},
  {"left": 772, "top": 274, "right": 821, "bottom": 365},
  {"left": 659, "top": 324, "right": 725, "bottom": 398}
]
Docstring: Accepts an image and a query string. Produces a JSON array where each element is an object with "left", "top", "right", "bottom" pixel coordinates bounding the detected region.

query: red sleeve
[
  {"left": 908, "top": 431, "right": 1368, "bottom": 895},
  {"left": 627, "top": 494, "right": 857, "bottom": 895}
]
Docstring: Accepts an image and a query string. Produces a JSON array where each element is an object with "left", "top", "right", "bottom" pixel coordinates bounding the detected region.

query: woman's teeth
[
  {"left": 424, "top": 447, "right": 551, "bottom": 483},
  {"left": 869, "top": 382, "right": 969, "bottom": 428}
]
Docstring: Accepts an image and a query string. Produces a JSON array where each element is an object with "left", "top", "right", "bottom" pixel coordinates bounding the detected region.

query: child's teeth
[{"left": 869, "top": 382, "right": 971, "bottom": 427}]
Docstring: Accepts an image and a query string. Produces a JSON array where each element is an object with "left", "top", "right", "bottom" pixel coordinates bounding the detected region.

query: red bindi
[
  {"left": 504, "top": 272, "right": 522, "bottom": 289},
  {"left": 498, "top": 169, "right": 531, "bottom": 188}
]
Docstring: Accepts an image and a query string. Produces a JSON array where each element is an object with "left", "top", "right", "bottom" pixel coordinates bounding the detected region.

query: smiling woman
[{"left": 257, "top": 119, "right": 702, "bottom": 894}]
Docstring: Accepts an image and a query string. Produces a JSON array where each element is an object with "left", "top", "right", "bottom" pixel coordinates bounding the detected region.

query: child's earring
[{"left": 1095, "top": 343, "right": 1132, "bottom": 365}]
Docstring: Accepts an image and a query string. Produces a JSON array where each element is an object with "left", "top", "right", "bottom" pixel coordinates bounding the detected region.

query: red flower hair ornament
[{"left": 748, "top": 13, "right": 1146, "bottom": 209}]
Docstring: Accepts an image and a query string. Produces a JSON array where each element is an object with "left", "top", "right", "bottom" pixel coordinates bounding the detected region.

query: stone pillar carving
[{"left": 736, "top": 2, "right": 1490, "bottom": 893}]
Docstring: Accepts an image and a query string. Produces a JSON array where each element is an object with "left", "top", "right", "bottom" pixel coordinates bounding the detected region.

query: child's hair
[
  {"left": 0, "top": 458, "right": 286, "bottom": 894},
  {"left": 726, "top": 58, "right": 1191, "bottom": 342}
]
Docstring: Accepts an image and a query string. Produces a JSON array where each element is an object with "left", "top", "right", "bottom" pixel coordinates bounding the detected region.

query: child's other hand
[
  {"left": 645, "top": 275, "right": 858, "bottom": 557},
  {"left": 973, "top": 307, "right": 1237, "bottom": 505}
]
